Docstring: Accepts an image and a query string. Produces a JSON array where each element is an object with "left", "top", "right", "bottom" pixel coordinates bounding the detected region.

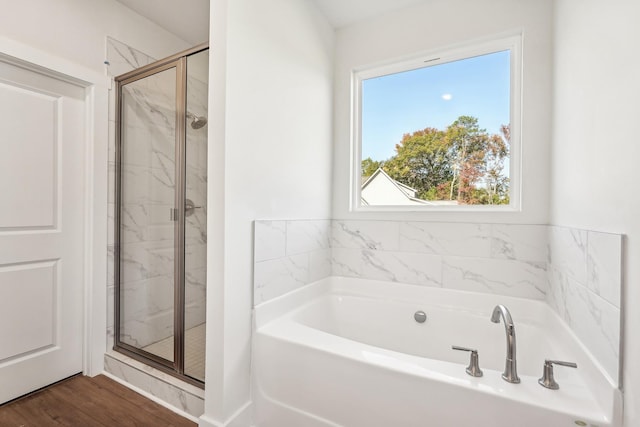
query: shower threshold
[{"left": 142, "top": 323, "right": 206, "bottom": 382}]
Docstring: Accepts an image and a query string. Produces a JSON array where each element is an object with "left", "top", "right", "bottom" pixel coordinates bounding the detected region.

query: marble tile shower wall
[
  {"left": 106, "top": 37, "right": 157, "bottom": 350},
  {"left": 253, "top": 219, "right": 622, "bottom": 384}
]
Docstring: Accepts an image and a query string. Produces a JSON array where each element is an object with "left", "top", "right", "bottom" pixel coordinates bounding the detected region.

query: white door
[{"left": 0, "top": 58, "right": 86, "bottom": 403}]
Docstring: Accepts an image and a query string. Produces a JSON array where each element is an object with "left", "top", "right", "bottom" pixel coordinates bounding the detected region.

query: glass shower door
[
  {"left": 114, "top": 45, "right": 208, "bottom": 386},
  {"left": 117, "top": 63, "right": 179, "bottom": 365}
]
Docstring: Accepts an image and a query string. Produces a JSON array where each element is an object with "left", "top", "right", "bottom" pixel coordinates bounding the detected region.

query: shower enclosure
[{"left": 114, "top": 44, "right": 208, "bottom": 386}]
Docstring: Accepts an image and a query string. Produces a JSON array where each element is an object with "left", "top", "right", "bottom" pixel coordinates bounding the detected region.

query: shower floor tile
[{"left": 142, "top": 323, "right": 206, "bottom": 382}]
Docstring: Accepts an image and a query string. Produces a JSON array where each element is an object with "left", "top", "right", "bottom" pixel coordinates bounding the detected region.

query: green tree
[
  {"left": 383, "top": 127, "right": 453, "bottom": 199},
  {"left": 361, "top": 157, "right": 383, "bottom": 178},
  {"left": 360, "top": 116, "right": 510, "bottom": 205}
]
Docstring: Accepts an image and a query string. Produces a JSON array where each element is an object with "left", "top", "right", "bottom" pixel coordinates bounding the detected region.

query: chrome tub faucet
[{"left": 491, "top": 304, "right": 520, "bottom": 384}]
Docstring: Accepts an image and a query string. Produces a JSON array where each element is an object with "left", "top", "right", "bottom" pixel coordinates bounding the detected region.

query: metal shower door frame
[{"left": 113, "top": 43, "right": 208, "bottom": 388}]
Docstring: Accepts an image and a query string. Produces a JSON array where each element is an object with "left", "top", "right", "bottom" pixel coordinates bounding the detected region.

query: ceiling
[
  {"left": 114, "top": 0, "right": 210, "bottom": 45},
  {"left": 311, "top": 0, "right": 428, "bottom": 28},
  {"left": 114, "top": 0, "right": 427, "bottom": 44}
]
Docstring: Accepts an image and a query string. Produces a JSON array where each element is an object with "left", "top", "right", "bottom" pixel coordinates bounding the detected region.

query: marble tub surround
[
  {"left": 331, "top": 221, "right": 548, "bottom": 299},
  {"left": 253, "top": 220, "right": 332, "bottom": 305},
  {"left": 254, "top": 220, "right": 550, "bottom": 303},
  {"left": 547, "top": 226, "right": 622, "bottom": 385},
  {"left": 253, "top": 220, "right": 623, "bottom": 305}
]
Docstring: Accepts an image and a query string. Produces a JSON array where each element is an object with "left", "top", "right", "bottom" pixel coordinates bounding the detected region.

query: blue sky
[{"left": 361, "top": 50, "right": 511, "bottom": 161}]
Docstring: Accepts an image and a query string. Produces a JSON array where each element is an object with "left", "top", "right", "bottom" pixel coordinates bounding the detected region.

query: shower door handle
[
  {"left": 185, "top": 199, "right": 202, "bottom": 217},
  {"left": 171, "top": 202, "right": 202, "bottom": 220}
]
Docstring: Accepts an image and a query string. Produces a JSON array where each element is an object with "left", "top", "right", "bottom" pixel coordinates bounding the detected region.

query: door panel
[
  {"left": 0, "top": 59, "right": 86, "bottom": 404},
  {"left": 0, "top": 82, "right": 57, "bottom": 228},
  {"left": 0, "top": 261, "right": 56, "bottom": 361},
  {"left": 118, "top": 66, "right": 177, "bottom": 362},
  {"left": 184, "top": 49, "right": 208, "bottom": 382}
]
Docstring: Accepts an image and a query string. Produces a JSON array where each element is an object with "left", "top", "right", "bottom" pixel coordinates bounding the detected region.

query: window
[{"left": 352, "top": 35, "right": 521, "bottom": 210}]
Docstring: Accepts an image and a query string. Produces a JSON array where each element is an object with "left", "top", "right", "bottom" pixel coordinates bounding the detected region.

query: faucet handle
[
  {"left": 538, "top": 359, "right": 577, "bottom": 390},
  {"left": 452, "top": 346, "right": 483, "bottom": 377}
]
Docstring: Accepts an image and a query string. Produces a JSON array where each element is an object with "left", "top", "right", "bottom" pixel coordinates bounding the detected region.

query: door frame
[{"left": 0, "top": 35, "right": 109, "bottom": 377}]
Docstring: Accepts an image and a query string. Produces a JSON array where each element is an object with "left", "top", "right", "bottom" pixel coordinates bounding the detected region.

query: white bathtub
[{"left": 253, "top": 277, "right": 621, "bottom": 427}]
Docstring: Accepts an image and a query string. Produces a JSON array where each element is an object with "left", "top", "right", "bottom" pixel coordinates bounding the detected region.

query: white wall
[
  {"left": 203, "top": 0, "right": 334, "bottom": 424},
  {"left": 550, "top": 0, "right": 640, "bottom": 425},
  {"left": 0, "top": 0, "right": 189, "bottom": 73},
  {"left": 332, "top": 0, "right": 553, "bottom": 224}
]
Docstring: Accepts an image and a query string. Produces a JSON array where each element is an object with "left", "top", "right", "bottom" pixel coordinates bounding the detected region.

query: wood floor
[{"left": 0, "top": 374, "right": 197, "bottom": 426}]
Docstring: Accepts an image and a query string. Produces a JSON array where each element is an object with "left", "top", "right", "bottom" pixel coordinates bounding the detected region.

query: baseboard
[
  {"left": 199, "top": 400, "right": 253, "bottom": 427},
  {"left": 198, "top": 414, "right": 222, "bottom": 427},
  {"left": 227, "top": 401, "right": 253, "bottom": 427}
]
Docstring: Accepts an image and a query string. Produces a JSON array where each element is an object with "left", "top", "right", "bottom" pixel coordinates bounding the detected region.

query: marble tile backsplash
[{"left": 253, "top": 219, "right": 623, "bottom": 385}]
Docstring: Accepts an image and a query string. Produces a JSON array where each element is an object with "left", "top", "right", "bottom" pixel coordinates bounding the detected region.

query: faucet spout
[{"left": 491, "top": 304, "right": 520, "bottom": 384}]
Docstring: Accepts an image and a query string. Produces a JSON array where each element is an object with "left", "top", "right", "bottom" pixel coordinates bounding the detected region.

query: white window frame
[{"left": 350, "top": 33, "right": 523, "bottom": 213}]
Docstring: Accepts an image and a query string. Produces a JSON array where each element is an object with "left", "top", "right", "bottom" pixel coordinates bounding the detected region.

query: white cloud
[{"left": 441, "top": 93, "right": 453, "bottom": 101}]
